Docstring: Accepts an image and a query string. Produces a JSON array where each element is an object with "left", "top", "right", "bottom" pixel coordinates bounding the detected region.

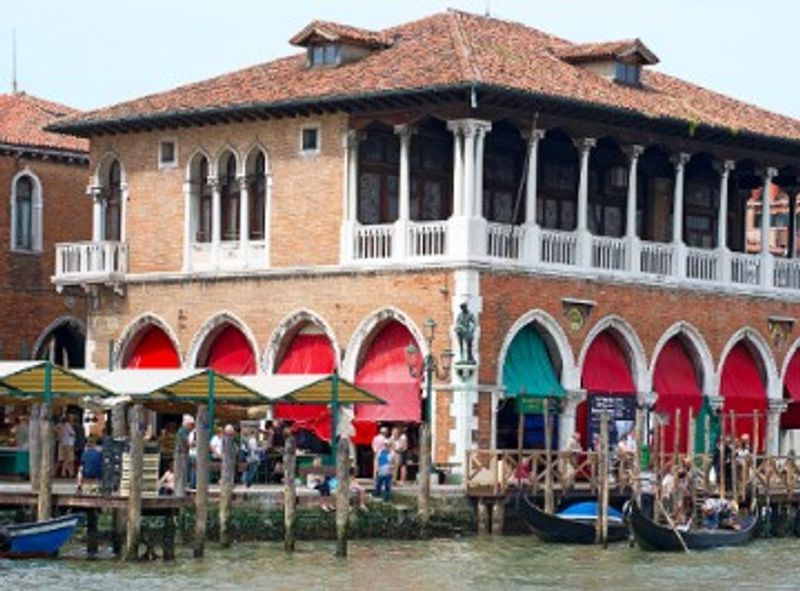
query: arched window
[
  {"left": 219, "top": 154, "right": 240, "bottom": 241},
  {"left": 248, "top": 152, "right": 266, "bottom": 240},
  {"left": 12, "top": 175, "right": 35, "bottom": 250},
  {"left": 104, "top": 160, "right": 122, "bottom": 241},
  {"left": 196, "top": 156, "right": 212, "bottom": 243}
]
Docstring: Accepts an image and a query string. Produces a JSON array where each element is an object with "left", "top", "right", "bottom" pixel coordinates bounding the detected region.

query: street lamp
[
  {"left": 404, "top": 318, "right": 453, "bottom": 530},
  {"left": 405, "top": 318, "right": 454, "bottom": 423}
]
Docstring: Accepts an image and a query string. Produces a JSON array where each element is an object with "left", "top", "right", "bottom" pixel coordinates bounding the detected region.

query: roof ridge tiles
[{"left": 447, "top": 9, "right": 482, "bottom": 83}]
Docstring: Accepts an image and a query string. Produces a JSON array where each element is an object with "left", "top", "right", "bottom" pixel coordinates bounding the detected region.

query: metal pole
[{"left": 331, "top": 370, "right": 340, "bottom": 463}]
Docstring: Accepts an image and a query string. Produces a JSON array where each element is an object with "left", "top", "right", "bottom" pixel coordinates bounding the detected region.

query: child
[{"left": 373, "top": 441, "right": 393, "bottom": 502}]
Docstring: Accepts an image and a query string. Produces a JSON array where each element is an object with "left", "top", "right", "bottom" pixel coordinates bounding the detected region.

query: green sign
[{"left": 517, "top": 396, "right": 557, "bottom": 415}]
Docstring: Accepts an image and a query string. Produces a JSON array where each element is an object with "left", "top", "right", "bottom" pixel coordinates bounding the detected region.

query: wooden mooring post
[
  {"left": 595, "top": 411, "right": 609, "bottom": 546},
  {"left": 37, "top": 400, "right": 53, "bottom": 521},
  {"left": 124, "top": 404, "right": 144, "bottom": 561},
  {"left": 28, "top": 403, "right": 41, "bottom": 493},
  {"left": 194, "top": 404, "right": 210, "bottom": 558},
  {"left": 418, "top": 422, "right": 432, "bottom": 530},
  {"left": 543, "top": 399, "right": 554, "bottom": 514},
  {"left": 334, "top": 436, "right": 350, "bottom": 558},
  {"left": 173, "top": 420, "right": 188, "bottom": 499},
  {"left": 219, "top": 425, "right": 235, "bottom": 547},
  {"left": 283, "top": 435, "right": 297, "bottom": 552},
  {"left": 111, "top": 403, "right": 128, "bottom": 556}
]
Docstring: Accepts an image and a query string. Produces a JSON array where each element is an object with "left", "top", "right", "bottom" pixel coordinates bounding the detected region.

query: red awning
[
  {"left": 354, "top": 322, "right": 421, "bottom": 441},
  {"left": 273, "top": 333, "right": 336, "bottom": 441},
  {"left": 125, "top": 326, "right": 180, "bottom": 369},
  {"left": 205, "top": 326, "right": 256, "bottom": 375},
  {"left": 782, "top": 351, "right": 800, "bottom": 428},
  {"left": 653, "top": 338, "right": 703, "bottom": 453},
  {"left": 720, "top": 342, "right": 767, "bottom": 450},
  {"left": 581, "top": 332, "right": 636, "bottom": 394}
]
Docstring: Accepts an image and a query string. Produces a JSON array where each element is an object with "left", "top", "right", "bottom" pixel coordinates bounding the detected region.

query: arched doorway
[
  {"left": 196, "top": 323, "right": 256, "bottom": 374},
  {"left": 652, "top": 337, "right": 703, "bottom": 453},
  {"left": 273, "top": 322, "right": 337, "bottom": 443},
  {"left": 497, "top": 323, "right": 564, "bottom": 449},
  {"left": 579, "top": 330, "right": 637, "bottom": 449},
  {"left": 122, "top": 325, "right": 180, "bottom": 369},
  {"left": 353, "top": 320, "right": 421, "bottom": 475},
  {"left": 34, "top": 318, "right": 86, "bottom": 368},
  {"left": 719, "top": 342, "right": 767, "bottom": 451}
]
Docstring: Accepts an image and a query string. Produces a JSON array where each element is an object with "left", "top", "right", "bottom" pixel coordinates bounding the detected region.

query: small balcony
[{"left": 54, "top": 241, "right": 128, "bottom": 289}]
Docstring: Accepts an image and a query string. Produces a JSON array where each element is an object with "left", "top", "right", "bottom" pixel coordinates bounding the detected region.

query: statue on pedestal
[{"left": 454, "top": 302, "right": 476, "bottom": 364}]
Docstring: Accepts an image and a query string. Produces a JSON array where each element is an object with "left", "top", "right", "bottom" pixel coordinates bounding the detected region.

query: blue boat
[
  {"left": 0, "top": 514, "right": 82, "bottom": 558},
  {"left": 518, "top": 494, "right": 629, "bottom": 544}
]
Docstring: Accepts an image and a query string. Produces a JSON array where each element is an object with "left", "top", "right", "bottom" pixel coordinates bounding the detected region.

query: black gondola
[
  {"left": 628, "top": 501, "right": 757, "bottom": 551},
  {"left": 516, "top": 494, "right": 629, "bottom": 544}
]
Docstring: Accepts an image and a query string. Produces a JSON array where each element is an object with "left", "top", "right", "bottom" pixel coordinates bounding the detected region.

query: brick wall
[
  {"left": 88, "top": 113, "right": 347, "bottom": 273},
  {"left": 0, "top": 154, "right": 90, "bottom": 358}
]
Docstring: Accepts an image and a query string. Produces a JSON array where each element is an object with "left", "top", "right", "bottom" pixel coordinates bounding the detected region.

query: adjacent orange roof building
[{"left": 0, "top": 92, "right": 87, "bottom": 154}]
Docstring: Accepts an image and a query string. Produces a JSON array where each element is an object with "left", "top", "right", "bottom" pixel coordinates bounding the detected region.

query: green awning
[
  {"left": 694, "top": 397, "right": 720, "bottom": 454},
  {"left": 502, "top": 325, "right": 566, "bottom": 399}
]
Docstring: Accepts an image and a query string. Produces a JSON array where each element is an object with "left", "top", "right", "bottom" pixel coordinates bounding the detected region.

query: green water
[{"left": 1, "top": 537, "right": 798, "bottom": 591}]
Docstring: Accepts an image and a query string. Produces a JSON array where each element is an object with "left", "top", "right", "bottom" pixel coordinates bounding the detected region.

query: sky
[{"left": 2, "top": 0, "right": 799, "bottom": 118}]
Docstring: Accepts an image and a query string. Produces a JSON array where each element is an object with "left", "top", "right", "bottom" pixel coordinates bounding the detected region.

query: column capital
[
  {"left": 393, "top": 123, "right": 416, "bottom": 141},
  {"left": 342, "top": 129, "right": 363, "bottom": 150},
  {"left": 237, "top": 175, "right": 249, "bottom": 189},
  {"left": 523, "top": 128, "right": 547, "bottom": 143},
  {"left": 207, "top": 177, "right": 220, "bottom": 189},
  {"left": 623, "top": 144, "right": 645, "bottom": 160},
  {"left": 637, "top": 391, "right": 658, "bottom": 409},
  {"left": 573, "top": 137, "right": 596, "bottom": 152},
  {"left": 765, "top": 166, "right": 779, "bottom": 181},
  {"left": 670, "top": 152, "right": 691, "bottom": 168},
  {"left": 706, "top": 395, "right": 725, "bottom": 412},
  {"left": 86, "top": 184, "right": 103, "bottom": 199},
  {"left": 447, "top": 118, "right": 492, "bottom": 136},
  {"left": 768, "top": 399, "right": 788, "bottom": 414}
]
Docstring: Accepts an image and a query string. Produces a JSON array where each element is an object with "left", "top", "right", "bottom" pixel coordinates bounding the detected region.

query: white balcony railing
[
  {"left": 486, "top": 222, "right": 524, "bottom": 260},
  {"left": 540, "top": 229, "right": 578, "bottom": 267},
  {"left": 640, "top": 241, "right": 675, "bottom": 276},
  {"left": 408, "top": 221, "right": 447, "bottom": 257},
  {"left": 353, "top": 224, "right": 393, "bottom": 260},
  {"left": 774, "top": 258, "right": 800, "bottom": 290},
  {"left": 591, "top": 235, "right": 627, "bottom": 272},
  {"left": 686, "top": 247, "right": 720, "bottom": 282},
  {"left": 730, "top": 252, "right": 762, "bottom": 286},
  {"left": 54, "top": 241, "right": 128, "bottom": 285}
]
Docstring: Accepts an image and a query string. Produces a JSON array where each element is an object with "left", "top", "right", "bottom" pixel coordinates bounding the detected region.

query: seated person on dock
[
  {"left": 158, "top": 461, "right": 176, "bottom": 496},
  {"left": 76, "top": 437, "right": 103, "bottom": 494},
  {"left": 307, "top": 456, "right": 334, "bottom": 511}
]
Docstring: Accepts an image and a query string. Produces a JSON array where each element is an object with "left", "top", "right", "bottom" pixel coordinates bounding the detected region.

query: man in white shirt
[{"left": 371, "top": 426, "right": 389, "bottom": 477}]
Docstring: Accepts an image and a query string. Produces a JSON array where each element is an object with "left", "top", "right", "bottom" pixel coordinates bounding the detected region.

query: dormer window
[
  {"left": 291, "top": 20, "right": 392, "bottom": 69},
  {"left": 615, "top": 62, "right": 641, "bottom": 86},
  {"left": 557, "top": 38, "right": 657, "bottom": 88},
  {"left": 309, "top": 43, "right": 342, "bottom": 67}
]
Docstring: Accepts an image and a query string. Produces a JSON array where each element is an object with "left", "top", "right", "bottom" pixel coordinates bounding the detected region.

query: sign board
[
  {"left": 516, "top": 395, "right": 559, "bottom": 415},
  {"left": 587, "top": 393, "right": 636, "bottom": 450}
]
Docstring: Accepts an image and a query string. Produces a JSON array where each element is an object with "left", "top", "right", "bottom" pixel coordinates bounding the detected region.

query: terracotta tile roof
[
  {"left": 556, "top": 39, "right": 659, "bottom": 65},
  {"left": 52, "top": 10, "right": 800, "bottom": 146},
  {"left": 289, "top": 20, "right": 391, "bottom": 48},
  {"left": 0, "top": 92, "right": 87, "bottom": 153}
]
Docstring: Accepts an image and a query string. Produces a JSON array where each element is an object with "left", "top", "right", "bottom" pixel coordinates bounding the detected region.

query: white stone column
[
  {"left": 558, "top": 390, "right": 586, "bottom": 450},
  {"left": 393, "top": 124, "right": 413, "bottom": 260},
  {"left": 210, "top": 177, "right": 221, "bottom": 267},
  {"left": 574, "top": 138, "right": 596, "bottom": 267},
  {"left": 463, "top": 126, "right": 477, "bottom": 218},
  {"left": 625, "top": 145, "right": 644, "bottom": 273},
  {"left": 474, "top": 125, "right": 487, "bottom": 218},
  {"left": 450, "top": 125, "right": 464, "bottom": 217},
  {"left": 766, "top": 400, "right": 787, "bottom": 455},
  {"left": 761, "top": 167, "right": 778, "bottom": 288},
  {"left": 717, "top": 160, "right": 735, "bottom": 283},
  {"left": 340, "top": 130, "right": 361, "bottom": 262},
  {"left": 238, "top": 175, "right": 250, "bottom": 267},
  {"left": 265, "top": 172, "right": 273, "bottom": 267},
  {"left": 182, "top": 180, "right": 193, "bottom": 272},
  {"left": 671, "top": 153, "right": 691, "bottom": 278},
  {"left": 89, "top": 186, "right": 103, "bottom": 242},
  {"left": 522, "top": 129, "right": 545, "bottom": 263}
]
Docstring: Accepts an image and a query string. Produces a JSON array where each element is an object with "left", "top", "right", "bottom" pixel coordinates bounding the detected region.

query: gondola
[
  {"left": 0, "top": 514, "right": 82, "bottom": 558},
  {"left": 628, "top": 501, "right": 757, "bottom": 552},
  {"left": 517, "top": 494, "right": 629, "bottom": 544}
]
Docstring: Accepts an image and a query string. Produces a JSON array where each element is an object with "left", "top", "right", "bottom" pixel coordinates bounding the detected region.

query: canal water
[{"left": 0, "top": 537, "right": 798, "bottom": 591}]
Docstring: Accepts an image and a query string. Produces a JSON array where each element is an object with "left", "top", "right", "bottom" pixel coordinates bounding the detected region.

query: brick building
[
  {"left": 51, "top": 10, "right": 800, "bottom": 475},
  {"left": 0, "top": 92, "right": 89, "bottom": 368}
]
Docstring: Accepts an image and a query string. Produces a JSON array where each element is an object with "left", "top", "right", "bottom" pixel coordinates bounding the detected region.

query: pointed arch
[
  {"left": 93, "top": 150, "right": 125, "bottom": 186},
  {"left": 717, "top": 326, "right": 778, "bottom": 400},
  {"left": 115, "top": 313, "right": 182, "bottom": 369},
  {"left": 496, "top": 309, "right": 577, "bottom": 390},
  {"left": 187, "top": 311, "right": 259, "bottom": 373},
  {"left": 185, "top": 147, "right": 213, "bottom": 180},
  {"left": 216, "top": 145, "right": 241, "bottom": 176},
  {"left": 244, "top": 142, "right": 271, "bottom": 173},
  {"left": 264, "top": 308, "right": 341, "bottom": 373},
  {"left": 578, "top": 315, "right": 648, "bottom": 392},
  {"left": 650, "top": 321, "right": 715, "bottom": 397},
  {"left": 32, "top": 316, "right": 86, "bottom": 368},
  {"left": 341, "top": 306, "right": 429, "bottom": 381}
]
